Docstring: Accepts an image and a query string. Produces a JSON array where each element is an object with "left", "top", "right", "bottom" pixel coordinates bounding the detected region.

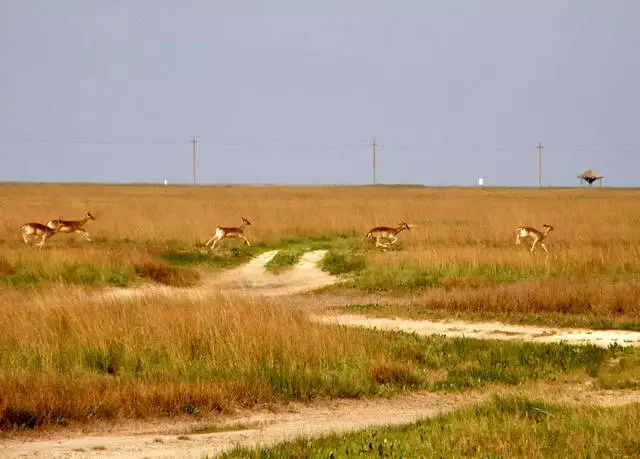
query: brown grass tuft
[
  {"left": 134, "top": 261, "right": 200, "bottom": 287},
  {"left": 0, "top": 257, "right": 14, "bottom": 275}
]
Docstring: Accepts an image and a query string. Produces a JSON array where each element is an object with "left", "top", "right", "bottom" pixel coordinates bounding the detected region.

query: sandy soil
[
  {"left": 4, "top": 386, "right": 640, "bottom": 459},
  {"left": 99, "top": 249, "right": 340, "bottom": 302},
  {"left": 5, "top": 250, "right": 640, "bottom": 457},
  {"left": 214, "top": 249, "right": 338, "bottom": 296},
  {"left": 0, "top": 392, "right": 479, "bottom": 458},
  {"left": 314, "top": 314, "right": 640, "bottom": 348}
]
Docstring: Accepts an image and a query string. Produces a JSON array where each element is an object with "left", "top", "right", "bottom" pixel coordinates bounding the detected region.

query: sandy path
[
  {"left": 315, "top": 314, "right": 640, "bottom": 348},
  {"left": 99, "top": 249, "right": 340, "bottom": 302},
  {"left": 215, "top": 249, "right": 338, "bottom": 296},
  {"left": 4, "top": 387, "right": 640, "bottom": 459}
]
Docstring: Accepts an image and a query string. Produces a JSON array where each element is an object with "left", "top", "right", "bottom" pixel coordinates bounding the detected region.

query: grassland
[
  {"left": 224, "top": 396, "right": 640, "bottom": 458},
  {"left": 1, "top": 184, "right": 640, "bottom": 435},
  {"left": 1, "top": 292, "right": 637, "bottom": 430}
]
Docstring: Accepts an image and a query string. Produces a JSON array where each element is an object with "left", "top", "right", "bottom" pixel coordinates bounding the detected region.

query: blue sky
[{"left": 1, "top": 1, "right": 639, "bottom": 186}]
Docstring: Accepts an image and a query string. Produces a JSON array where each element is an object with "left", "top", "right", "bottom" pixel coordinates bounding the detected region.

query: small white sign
[{"left": 478, "top": 176, "right": 484, "bottom": 186}]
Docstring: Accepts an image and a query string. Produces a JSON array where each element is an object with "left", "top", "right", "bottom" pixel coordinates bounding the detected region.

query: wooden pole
[{"left": 192, "top": 136, "right": 197, "bottom": 185}]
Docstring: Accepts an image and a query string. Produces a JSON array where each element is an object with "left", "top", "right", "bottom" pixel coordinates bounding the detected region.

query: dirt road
[
  {"left": 4, "top": 386, "right": 640, "bottom": 459},
  {"left": 315, "top": 314, "right": 640, "bottom": 348}
]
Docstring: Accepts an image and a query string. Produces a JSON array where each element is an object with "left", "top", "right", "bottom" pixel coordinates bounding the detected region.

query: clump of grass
[
  {"left": 134, "top": 262, "right": 200, "bottom": 287},
  {"left": 226, "top": 397, "right": 640, "bottom": 458},
  {"left": 265, "top": 248, "right": 306, "bottom": 274},
  {"left": 0, "top": 257, "right": 14, "bottom": 275},
  {"left": 322, "top": 249, "right": 366, "bottom": 275}
]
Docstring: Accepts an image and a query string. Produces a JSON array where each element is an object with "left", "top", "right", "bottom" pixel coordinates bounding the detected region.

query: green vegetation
[
  {"left": 225, "top": 397, "right": 640, "bottom": 458},
  {"left": 160, "top": 247, "right": 257, "bottom": 269},
  {"left": 352, "top": 261, "right": 552, "bottom": 293},
  {"left": 321, "top": 248, "right": 366, "bottom": 275},
  {"left": 0, "top": 260, "right": 135, "bottom": 287}
]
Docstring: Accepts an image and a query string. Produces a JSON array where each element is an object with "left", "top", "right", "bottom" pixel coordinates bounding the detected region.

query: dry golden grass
[
  {"left": 2, "top": 289, "right": 636, "bottom": 430},
  {"left": 1, "top": 184, "right": 640, "bottom": 430},
  {"left": 1, "top": 183, "right": 639, "bottom": 305},
  {"left": 0, "top": 291, "right": 433, "bottom": 427},
  {"left": 1, "top": 183, "right": 638, "bottom": 252}
]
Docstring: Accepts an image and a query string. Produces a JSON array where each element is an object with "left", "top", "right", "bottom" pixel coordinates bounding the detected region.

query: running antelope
[
  {"left": 47, "top": 211, "right": 96, "bottom": 242},
  {"left": 515, "top": 224, "right": 554, "bottom": 252},
  {"left": 205, "top": 217, "right": 252, "bottom": 250},
  {"left": 366, "top": 221, "right": 410, "bottom": 248},
  {"left": 21, "top": 220, "right": 61, "bottom": 248}
]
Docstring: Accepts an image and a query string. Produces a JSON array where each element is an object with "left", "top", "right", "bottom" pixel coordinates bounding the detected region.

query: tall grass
[
  {"left": 345, "top": 279, "right": 640, "bottom": 330},
  {"left": 2, "top": 184, "right": 640, "bottom": 320},
  {"left": 1, "top": 291, "right": 636, "bottom": 429},
  {"left": 2, "top": 185, "right": 639, "bottom": 275}
]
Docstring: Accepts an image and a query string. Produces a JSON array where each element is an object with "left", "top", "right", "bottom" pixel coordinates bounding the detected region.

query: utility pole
[
  {"left": 372, "top": 139, "right": 377, "bottom": 185},
  {"left": 192, "top": 136, "right": 197, "bottom": 185},
  {"left": 537, "top": 142, "right": 544, "bottom": 187}
]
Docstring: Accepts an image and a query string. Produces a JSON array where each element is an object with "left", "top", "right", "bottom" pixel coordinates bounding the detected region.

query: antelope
[
  {"left": 46, "top": 211, "right": 96, "bottom": 242},
  {"left": 21, "top": 220, "right": 61, "bottom": 248},
  {"left": 515, "top": 224, "right": 554, "bottom": 252},
  {"left": 366, "top": 221, "right": 410, "bottom": 248},
  {"left": 205, "top": 217, "right": 252, "bottom": 250}
]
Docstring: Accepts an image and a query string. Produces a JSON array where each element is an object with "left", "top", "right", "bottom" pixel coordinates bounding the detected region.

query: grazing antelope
[
  {"left": 205, "top": 217, "right": 252, "bottom": 250},
  {"left": 21, "top": 220, "right": 61, "bottom": 248},
  {"left": 366, "top": 221, "right": 410, "bottom": 248},
  {"left": 47, "top": 211, "right": 96, "bottom": 242},
  {"left": 515, "top": 224, "right": 554, "bottom": 252}
]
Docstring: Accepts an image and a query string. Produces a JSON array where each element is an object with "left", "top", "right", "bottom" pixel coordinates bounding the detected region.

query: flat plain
[{"left": 1, "top": 184, "right": 639, "bottom": 457}]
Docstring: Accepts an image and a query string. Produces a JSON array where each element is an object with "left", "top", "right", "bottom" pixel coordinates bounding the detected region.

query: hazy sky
[{"left": 1, "top": 1, "right": 639, "bottom": 186}]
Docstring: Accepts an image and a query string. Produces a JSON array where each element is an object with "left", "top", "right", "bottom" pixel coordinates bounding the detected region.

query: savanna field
[{"left": 1, "top": 183, "right": 640, "bottom": 456}]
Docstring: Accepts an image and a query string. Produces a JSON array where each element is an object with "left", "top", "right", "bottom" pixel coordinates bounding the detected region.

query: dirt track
[
  {"left": 315, "top": 314, "right": 640, "bottom": 348},
  {"left": 4, "top": 249, "right": 640, "bottom": 458},
  {"left": 102, "top": 249, "right": 640, "bottom": 348},
  {"left": 4, "top": 386, "right": 640, "bottom": 459}
]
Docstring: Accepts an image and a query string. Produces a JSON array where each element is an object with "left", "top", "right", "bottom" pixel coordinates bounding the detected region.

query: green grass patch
[
  {"left": 263, "top": 234, "right": 367, "bottom": 275},
  {"left": 0, "top": 261, "right": 135, "bottom": 287},
  {"left": 321, "top": 249, "right": 366, "bottom": 275},
  {"left": 264, "top": 248, "right": 307, "bottom": 274},
  {"left": 354, "top": 261, "right": 553, "bottom": 293},
  {"left": 225, "top": 396, "right": 640, "bottom": 458},
  {"left": 160, "top": 247, "right": 256, "bottom": 269}
]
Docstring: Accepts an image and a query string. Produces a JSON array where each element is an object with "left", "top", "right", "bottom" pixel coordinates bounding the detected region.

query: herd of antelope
[{"left": 19, "top": 212, "right": 555, "bottom": 253}]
